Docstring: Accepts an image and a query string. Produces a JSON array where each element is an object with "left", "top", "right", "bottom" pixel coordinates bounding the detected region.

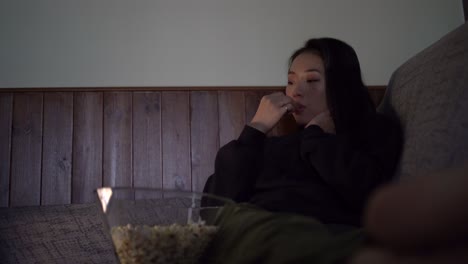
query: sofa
[
  {"left": 1, "top": 22, "right": 467, "bottom": 264},
  {"left": 378, "top": 21, "right": 468, "bottom": 181}
]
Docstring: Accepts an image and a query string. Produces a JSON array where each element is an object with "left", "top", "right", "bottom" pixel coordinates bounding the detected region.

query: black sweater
[{"left": 203, "top": 113, "right": 402, "bottom": 226}]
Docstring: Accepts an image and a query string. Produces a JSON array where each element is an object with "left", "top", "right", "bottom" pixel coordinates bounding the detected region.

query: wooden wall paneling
[
  {"left": 41, "top": 93, "right": 73, "bottom": 205},
  {"left": 190, "top": 91, "right": 219, "bottom": 192},
  {"left": 103, "top": 92, "right": 133, "bottom": 188},
  {"left": 3, "top": 86, "right": 386, "bottom": 206},
  {"left": 275, "top": 114, "right": 298, "bottom": 136},
  {"left": 161, "top": 92, "right": 191, "bottom": 191},
  {"left": 0, "top": 93, "right": 13, "bottom": 207},
  {"left": 132, "top": 92, "right": 162, "bottom": 192},
  {"left": 10, "top": 93, "right": 43, "bottom": 206},
  {"left": 218, "top": 91, "right": 245, "bottom": 147},
  {"left": 72, "top": 92, "right": 103, "bottom": 203}
]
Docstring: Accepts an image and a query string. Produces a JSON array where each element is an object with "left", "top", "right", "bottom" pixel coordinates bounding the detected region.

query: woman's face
[{"left": 286, "top": 52, "right": 328, "bottom": 126}]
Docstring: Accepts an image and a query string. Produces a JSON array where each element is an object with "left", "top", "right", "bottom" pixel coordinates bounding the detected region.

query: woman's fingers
[
  {"left": 283, "top": 103, "right": 294, "bottom": 114},
  {"left": 249, "top": 93, "right": 294, "bottom": 133},
  {"left": 271, "top": 93, "right": 296, "bottom": 114},
  {"left": 268, "top": 92, "right": 293, "bottom": 108}
]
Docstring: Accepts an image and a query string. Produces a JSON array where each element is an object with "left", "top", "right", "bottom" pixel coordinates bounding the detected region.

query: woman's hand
[
  {"left": 306, "top": 110, "right": 336, "bottom": 134},
  {"left": 249, "top": 92, "right": 294, "bottom": 133}
]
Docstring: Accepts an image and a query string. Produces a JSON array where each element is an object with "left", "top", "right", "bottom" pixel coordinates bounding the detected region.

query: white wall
[{"left": 0, "top": 0, "right": 464, "bottom": 88}]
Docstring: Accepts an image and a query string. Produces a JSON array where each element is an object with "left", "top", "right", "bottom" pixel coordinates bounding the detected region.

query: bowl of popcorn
[{"left": 96, "top": 187, "right": 233, "bottom": 264}]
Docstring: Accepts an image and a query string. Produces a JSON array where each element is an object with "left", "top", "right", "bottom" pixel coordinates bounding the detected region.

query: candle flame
[{"left": 97, "top": 187, "right": 113, "bottom": 213}]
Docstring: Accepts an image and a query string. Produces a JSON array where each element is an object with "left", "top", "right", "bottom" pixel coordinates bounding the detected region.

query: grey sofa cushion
[
  {"left": 378, "top": 22, "right": 468, "bottom": 180},
  {"left": 0, "top": 203, "right": 117, "bottom": 264}
]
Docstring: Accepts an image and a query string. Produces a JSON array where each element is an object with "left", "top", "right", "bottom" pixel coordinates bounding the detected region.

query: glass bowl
[{"left": 96, "top": 187, "right": 233, "bottom": 264}]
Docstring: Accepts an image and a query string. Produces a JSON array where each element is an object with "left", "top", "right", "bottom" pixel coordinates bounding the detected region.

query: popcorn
[{"left": 111, "top": 223, "right": 218, "bottom": 264}]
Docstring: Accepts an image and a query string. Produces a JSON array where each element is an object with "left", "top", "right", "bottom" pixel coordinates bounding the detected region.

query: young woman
[{"left": 203, "top": 38, "right": 402, "bottom": 228}]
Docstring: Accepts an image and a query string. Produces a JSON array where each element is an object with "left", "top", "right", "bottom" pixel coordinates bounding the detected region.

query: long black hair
[{"left": 289, "top": 38, "right": 375, "bottom": 135}]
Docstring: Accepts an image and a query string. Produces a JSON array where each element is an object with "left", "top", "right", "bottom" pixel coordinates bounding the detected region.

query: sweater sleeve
[
  {"left": 203, "top": 125, "right": 266, "bottom": 204},
  {"left": 299, "top": 115, "right": 402, "bottom": 212}
]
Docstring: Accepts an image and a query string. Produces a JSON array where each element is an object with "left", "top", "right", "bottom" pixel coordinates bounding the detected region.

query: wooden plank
[
  {"left": 270, "top": 90, "right": 298, "bottom": 136},
  {"left": 275, "top": 114, "right": 298, "bottom": 136},
  {"left": 10, "top": 93, "right": 43, "bottom": 207},
  {"left": 161, "top": 92, "right": 191, "bottom": 191},
  {"left": 0, "top": 94, "right": 13, "bottom": 207},
  {"left": 132, "top": 92, "right": 162, "bottom": 190},
  {"left": 41, "top": 93, "right": 73, "bottom": 205},
  {"left": 190, "top": 91, "right": 219, "bottom": 192},
  {"left": 103, "top": 92, "right": 132, "bottom": 188},
  {"left": 218, "top": 91, "right": 245, "bottom": 147},
  {"left": 72, "top": 92, "right": 103, "bottom": 203}
]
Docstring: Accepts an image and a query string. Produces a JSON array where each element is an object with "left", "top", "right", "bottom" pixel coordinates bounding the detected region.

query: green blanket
[{"left": 200, "top": 204, "right": 364, "bottom": 264}]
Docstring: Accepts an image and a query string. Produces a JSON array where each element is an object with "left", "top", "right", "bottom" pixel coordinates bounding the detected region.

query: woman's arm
[
  {"left": 300, "top": 114, "right": 402, "bottom": 212},
  {"left": 204, "top": 92, "right": 294, "bottom": 203},
  {"left": 203, "top": 125, "right": 266, "bottom": 203}
]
